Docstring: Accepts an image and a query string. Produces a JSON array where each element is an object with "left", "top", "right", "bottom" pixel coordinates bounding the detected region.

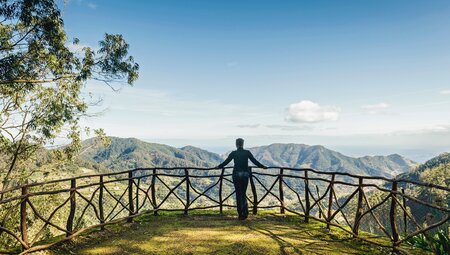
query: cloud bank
[
  {"left": 361, "top": 102, "right": 390, "bottom": 114},
  {"left": 237, "top": 124, "right": 260, "bottom": 128},
  {"left": 285, "top": 100, "right": 340, "bottom": 123}
]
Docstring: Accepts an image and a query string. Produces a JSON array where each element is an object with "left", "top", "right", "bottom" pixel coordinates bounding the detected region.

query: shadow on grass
[{"left": 48, "top": 211, "right": 393, "bottom": 255}]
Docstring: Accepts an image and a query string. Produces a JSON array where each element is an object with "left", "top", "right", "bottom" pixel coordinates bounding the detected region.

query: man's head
[{"left": 235, "top": 138, "right": 244, "bottom": 149}]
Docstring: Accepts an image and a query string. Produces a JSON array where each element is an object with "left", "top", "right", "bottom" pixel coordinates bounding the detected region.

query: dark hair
[{"left": 236, "top": 138, "right": 244, "bottom": 148}]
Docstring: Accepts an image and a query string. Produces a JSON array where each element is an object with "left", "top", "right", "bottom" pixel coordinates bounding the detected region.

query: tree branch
[
  {"left": 0, "top": 74, "right": 77, "bottom": 84},
  {"left": 0, "top": 23, "right": 39, "bottom": 51}
]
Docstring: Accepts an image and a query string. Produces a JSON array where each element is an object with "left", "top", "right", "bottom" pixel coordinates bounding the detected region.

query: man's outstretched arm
[
  {"left": 248, "top": 151, "right": 266, "bottom": 169},
  {"left": 217, "top": 152, "right": 233, "bottom": 168}
]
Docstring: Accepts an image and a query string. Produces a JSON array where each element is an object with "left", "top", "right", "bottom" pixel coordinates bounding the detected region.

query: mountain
[
  {"left": 395, "top": 153, "right": 449, "bottom": 229},
  {"left": 397, "top": 152, "right": 450, "bottom": 182},
  {"left": 79, "top": 138, "right": 416, "bottom": 178},
  {"left": 78, "top": 137, "right": 223, "bottom": 171},
  {"left": 248, "top": 143, "right": 416, "bottom": 177}
]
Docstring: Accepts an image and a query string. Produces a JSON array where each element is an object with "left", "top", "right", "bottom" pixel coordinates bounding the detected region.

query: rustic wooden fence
[{"left": 0, "top": 167, "right": 449, "bottom": 254}]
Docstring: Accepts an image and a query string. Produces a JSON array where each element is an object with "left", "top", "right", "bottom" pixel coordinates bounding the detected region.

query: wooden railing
[{"left": 0, "top": 167, "right": 449, "bottom": 254}]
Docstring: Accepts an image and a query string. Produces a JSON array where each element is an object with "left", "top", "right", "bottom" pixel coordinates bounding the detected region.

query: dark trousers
[{"left": 232, "top": 170, "right": 249, "bottom": 218}]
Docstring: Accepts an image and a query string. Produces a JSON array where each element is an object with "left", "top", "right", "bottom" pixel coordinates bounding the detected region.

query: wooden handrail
[{"left": 1, "top": 166, "right": 449, "bottom": 195}]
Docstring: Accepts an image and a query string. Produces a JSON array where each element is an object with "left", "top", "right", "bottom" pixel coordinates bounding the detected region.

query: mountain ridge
[
  {"left": 78, "top": 137, "right": 416, "bottom": 178},
  {"left": 246, "top": 143, "right": 416, "bottom": 177}
]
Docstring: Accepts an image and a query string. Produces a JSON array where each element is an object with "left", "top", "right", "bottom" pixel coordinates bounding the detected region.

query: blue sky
[{"left": 62, "top": 0, "right": 450, "bottom": 161}]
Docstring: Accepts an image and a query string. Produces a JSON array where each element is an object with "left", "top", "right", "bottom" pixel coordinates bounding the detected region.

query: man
[{"left": 217, "top": 138, "right": 267, "bottom": 220}]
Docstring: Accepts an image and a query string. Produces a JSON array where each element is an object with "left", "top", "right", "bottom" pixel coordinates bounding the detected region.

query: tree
[{"left": 0, "top": 0, "right": 139, "bottom": 191}]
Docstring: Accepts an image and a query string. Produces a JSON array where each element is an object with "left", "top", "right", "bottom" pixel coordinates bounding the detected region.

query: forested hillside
[
  {"left": 248, "top": 143, "right": 415, "bottom": 177},
  {"left": 397, "top": 152, "right": 450, "bottom": 182},
  {"left": 77, "top": 137, "right": 223, "bottom": 171},
  {"left": 397, "top": 153, "right": 450, "bottom": 228}
]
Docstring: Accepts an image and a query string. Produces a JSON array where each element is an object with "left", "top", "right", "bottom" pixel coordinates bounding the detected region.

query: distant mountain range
[
  {"left": 78, "top": 137, "right": 417, "bottom": 178},
  {"left": 248, "top": 143, "right": 416, "bottom": 177}
]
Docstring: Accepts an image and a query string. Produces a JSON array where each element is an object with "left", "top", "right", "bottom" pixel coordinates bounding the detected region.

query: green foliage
[
  {"left": 419, "top": 163, "right": 450, "bottom": 208},
  {"left": 398, "top": 152, "right": 450, "bottom": 182},
  {"left": 397, "top": 153, "right": 450, "bottom": 234},
  {"left": 0, "top": 0, "right": 139, "bottom": 189},
  {"left": 407, "top": 229, "right": 450, "bottom": 255},
  {"left": 0, "top": 160, "right": 126, "bottom": 251}
]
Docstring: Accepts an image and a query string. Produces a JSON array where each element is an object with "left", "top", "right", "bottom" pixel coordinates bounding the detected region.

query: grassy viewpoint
[{"left": 46, "top": 211, "right": 427, "bottom": 255}]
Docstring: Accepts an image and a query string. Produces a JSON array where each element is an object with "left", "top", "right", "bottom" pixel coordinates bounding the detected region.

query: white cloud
[
  {"left": 237, "top": 124, "right": 260, "bottom": 128},
  {"left": 87, "top": 3, "right": 97, "bottom": 9},
  {"left": 266, "top": 124, "right": 313, "bottom": 131},
  {"left": 361, "top": 102, "right": 390, "bottom": 110},
  {"left": 361, "top": 102, "right": 390, "bottom": 114},
  {"left": 285, "top": 100, "right": 340, "bottom": 123},
  {"left": 440, "top": 89, "right": 450, "bottom": 95}
]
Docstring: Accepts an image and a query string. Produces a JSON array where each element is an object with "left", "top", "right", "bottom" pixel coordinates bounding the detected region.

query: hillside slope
[
  {"left": 397, "top": 152, "right": 450, "bottom": 182},
  {"left": 249, "top": 143, "right": 416, "bottom": 177},
  {"left": 396, "top": 153, "right": 450, "bottom": 225},
  {"left": 78, "top": 137, "right": 223, "bottom": 171}
]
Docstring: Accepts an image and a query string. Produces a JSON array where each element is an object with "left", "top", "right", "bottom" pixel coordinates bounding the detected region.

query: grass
[{"left": 45, "top": 210, "right": 427, "bottom": 255}]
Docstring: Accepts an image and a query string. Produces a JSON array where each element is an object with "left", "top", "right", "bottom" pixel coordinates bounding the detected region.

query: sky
[{"left": 61, "top": 0, "right": 450, "bottom": 161}]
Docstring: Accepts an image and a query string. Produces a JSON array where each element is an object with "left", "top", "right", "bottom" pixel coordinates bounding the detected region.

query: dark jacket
[{"left": 217, "top": 148, "right": 265, "bottom": 170}]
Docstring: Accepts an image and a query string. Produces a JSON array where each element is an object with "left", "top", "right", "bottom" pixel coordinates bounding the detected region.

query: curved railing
[{"left": 0, "top": 167, "right": 449, "bottom": 254}]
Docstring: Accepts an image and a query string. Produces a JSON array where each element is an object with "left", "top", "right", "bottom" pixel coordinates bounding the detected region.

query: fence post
[
  {"left": 279, "top": 168, "right": 285, "bottom": 214},
  {"left": 127, "top": 171, "right": 134, "bottom": 223},
  {"left": 136, "top": 178, "right": 140, "bottom": 215},
  {"left": 20, "top": 186, "right": 29, "bottom": 250},
  {"left": 352, "top": 177, "right": 364, "bottom": 237},
  {"left": 390, "top": 180, "right": 400, "bottom": 252},
  {"left": 66, "top": 179, "right": 76, "bottom": 237},
  {"left": 152, "top": 169, "right": 158, "bottom": 215},
  {"left": 249, "top": 167, "right": 258, "bottom": 215},
  {"left": 99, "top": 175, "right": 105, "bottom": 230},
  {"left": 304, "top": 170, "right": 310, "bottom": 223},
  {"left": 219, "top": 167, "right": 225, "bottom": 214},
  {"left": 401, "top": 188, "right": 407, "bottom": 234},
  {"left": 184, "top": 168, "right": 190, "bottom": 215},
  {"left": 327, "top": 174, "right": 335, "bottom": 229}
]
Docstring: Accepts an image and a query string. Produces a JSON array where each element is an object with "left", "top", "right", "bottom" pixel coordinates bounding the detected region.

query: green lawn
[{"left": 46, "top": 211, "right": 426, "bottom": 255}]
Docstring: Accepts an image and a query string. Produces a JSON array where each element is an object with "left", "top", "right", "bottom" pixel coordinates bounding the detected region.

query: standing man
[{"left": 217, "top": 138, "right": 267, "bottom": 220}]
